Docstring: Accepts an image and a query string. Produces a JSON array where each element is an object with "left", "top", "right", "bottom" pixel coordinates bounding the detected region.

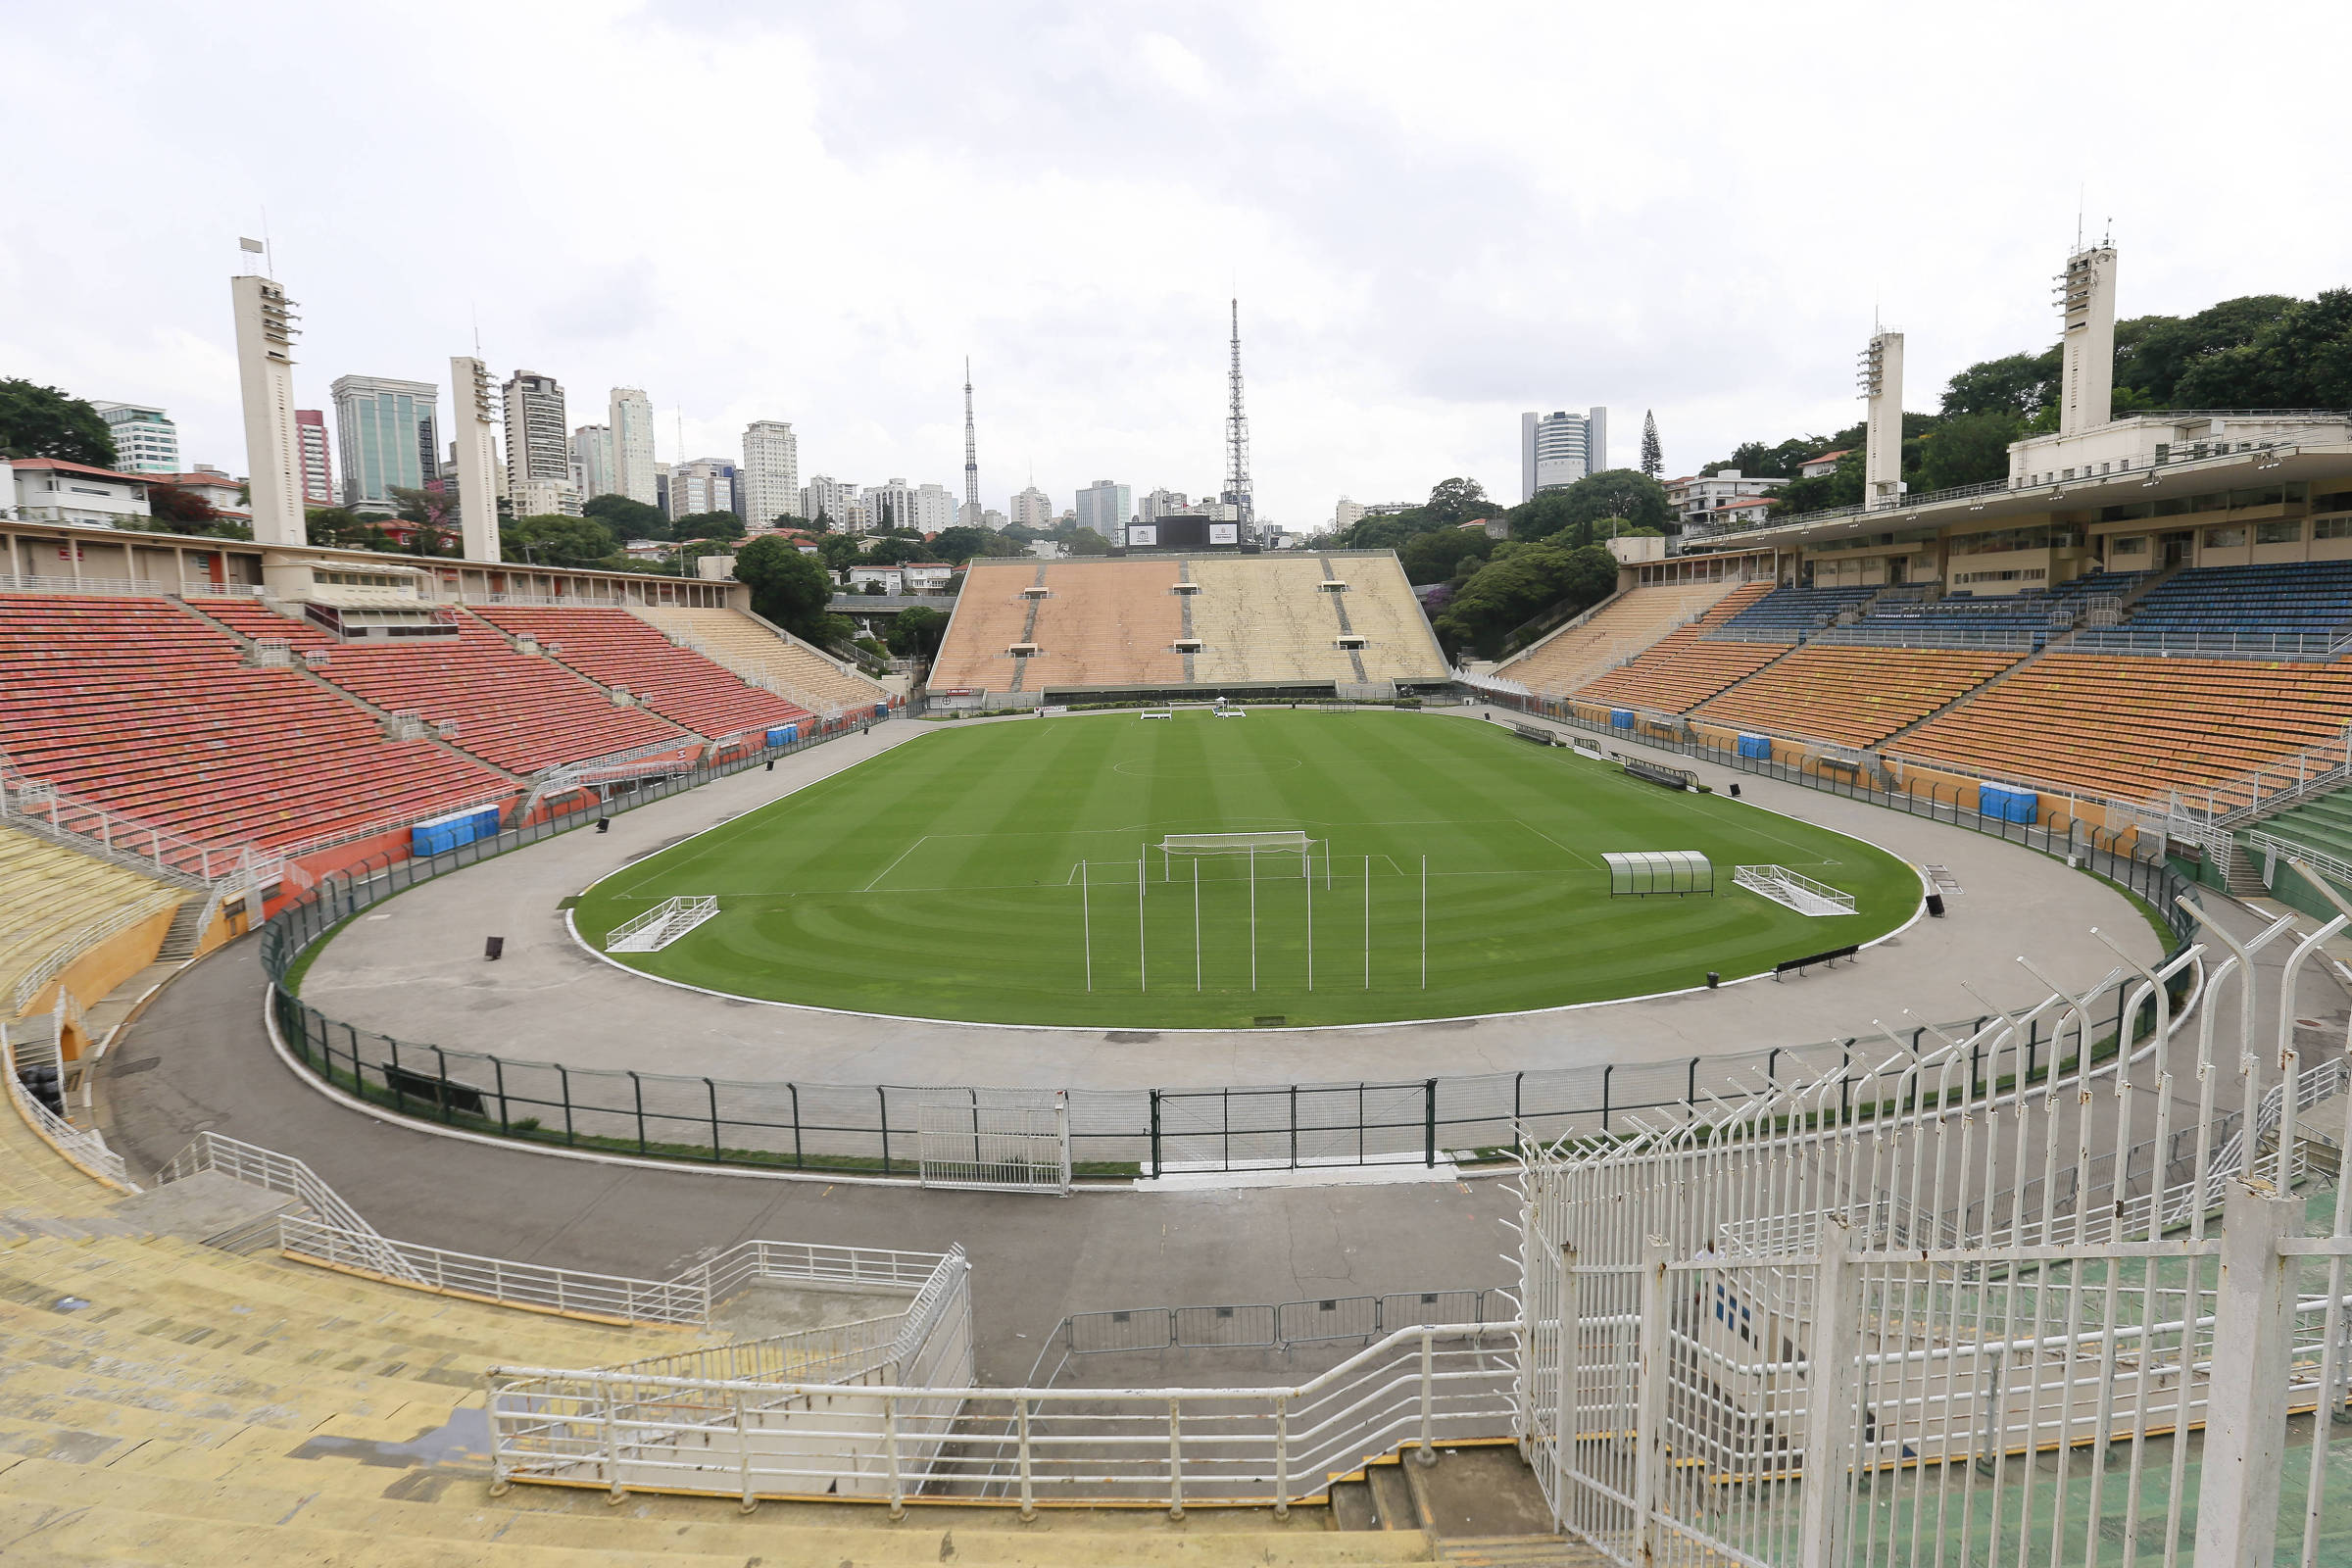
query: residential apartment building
[
  {"left": 1008, "top": 485, "right": 1054, "bottom": 529},
  {"left": 329, "top": 374, "right": 439, "bottom": 513},
  {"left": 1666, "top": 469, "right": 1788, "bottom": 535},
  {"left": 1520, "top": 407, "right": 1609, "bottom": 501},
  {"left": 1332, "top": 497, "right": 1366, "bottom": 530},
  {"left": 89, "top": 402, "right": 180, "bottom": 474},
  {"left": 514, "top": 478, "right": 584, "bottom": 517},
  {"left": 503, "top": 371, "right": 571, "bottom": 511},
  {"left": 2, "top": 458, "right": 152, "bottom": 526},
  {"left": 670, "top": 458, "right": 738, "bottom": 519},
  {"left": 570, "top": 424, "right": 613, "bottom": 500},
  {"left": 801, "top": 474, "right": 862, "bottom": 532},
  {"left": 1073, "top": 479, "right": 1132, "bottom": 536},
  {"left": 863, "top": 477, "right": 920, "bottom": 534},
  {"left": 914, "top": 481, "right": 956, "bottom": 535},
  {"left": 740, "top": 420, "right": 800, "bottom": 526},
  {"left": 609, "top": 387, "right": 658, "bottom": 506},
  {"left": 296, "top": 409, "right": 333, "bottom": 505}
]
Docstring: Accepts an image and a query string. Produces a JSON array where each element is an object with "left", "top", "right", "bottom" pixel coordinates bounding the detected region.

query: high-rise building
[
  {"left": 654, "top": 461, "right": 672, "bottom": 518},
  {"left": 1332, "top": 497, "right": 1366, "bottom": 530},
  {"left": 740, "top": 420, "right": 800, "bottom": 526},
  {"left": 1142, "top": 488, "right": 1191, "bottom": 522},
  {"left": 570, "top": 424, "right": 614, "bottom": 500},
  {"left": 330, "top": 374, "right": 438, "bottom": 514},
  {"left": 802, "top": 474, "right": 861, "bottom": 532},
  {"left": 609, "top": 387, "right": 658, "bottom": 506},
  {"left": 503, "top": 370, "right": 570, "bottom": 496},
  {"left": 90, "top": 403, "right": 180, "bottom": 474},
  {"left": 1519, "top": 408, "right": 1608, "bottom": 501},
  {"left": 914, "top": 482, "right": 956, "bottom": 535},
  {"left": 514, "top": 478, "right": 584, "bottom": 518},
  {"left": 863, "top": 477, "right": 918, "bottom": 534},
  {"left": 670, "top": 458, "right": 737, "bottom": 518},
  {"left": 449, "top": 357, "right": 504, "bottom": 558},
  {"left": 231, "top": 272, "right": 305, "bottom": 545},
  {"left": 295, "top": 410, "right": 333, "bottom": 506},
  {"left": 1008, "top": 485, "right": 1054, "bottom": 529},
  {"left": 1074, "top": 480, "right": 1132, "bottom": 537}
]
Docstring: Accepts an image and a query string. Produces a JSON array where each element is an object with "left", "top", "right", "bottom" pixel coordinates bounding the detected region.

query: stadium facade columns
[
  {"left": 450, "top": 356, "right": 504, "bottom": 563},
  {"left": 230, "top": 272, "right": 307, "bottom": 547}
]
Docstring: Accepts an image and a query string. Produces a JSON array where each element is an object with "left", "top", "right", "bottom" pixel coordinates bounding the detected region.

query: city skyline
[{"left": 10, "top": 6, "right": 2351, "bottom": 531}]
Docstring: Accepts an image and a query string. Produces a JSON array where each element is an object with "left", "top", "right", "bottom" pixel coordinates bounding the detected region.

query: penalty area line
[{"left": 862, "top": 835, "right": 931, "bottom": 892}]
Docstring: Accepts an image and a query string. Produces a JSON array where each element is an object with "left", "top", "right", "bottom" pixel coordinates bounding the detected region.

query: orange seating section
[
  {"left": 927, "top": 563, "right": 1040, "bottom": 690},
  {"left": 1494, "top": 581, "right": 1740, "bottom": 697},
  {"left": 467, "top": 607, "right": 808, "bottom": 739},
  {"left": 1896, "top": 655, "right": 2352, "bottom": 799},
  {"left": 1021, "top": 561, "right": 1186, "bottom": 688},
  {"left": 0, "top": 596, "right": 510, "bottom": 851},
  {"left": 1573, "top": 584, "right": 1781, "bottom": 710},
  {"left": 1693, "top": 646, "right": 2024, "bottom": 748},
  {"left": 190, "top": 599, "right": 688, "bottom": 773}
]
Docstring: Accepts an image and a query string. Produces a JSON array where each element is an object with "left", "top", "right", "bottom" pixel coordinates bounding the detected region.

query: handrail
[
  {"left": 1, "top": 758, "right": 276, "bottom": 887},
  {"left": 7, "top": 889, "right": 184, "bottom": 1012},
  {"left": 0, "top": 1017, "right": 135, "bottom": 1191}
]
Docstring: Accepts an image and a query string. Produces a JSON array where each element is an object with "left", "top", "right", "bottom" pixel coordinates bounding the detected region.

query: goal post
[{"left": 1159, "top": 830, "right": 1315, "bottom": 882}]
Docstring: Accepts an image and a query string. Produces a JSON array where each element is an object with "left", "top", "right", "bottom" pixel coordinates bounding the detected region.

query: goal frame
[{"left": 1157, "top": 831, "right": 1318, "bottom": 885}]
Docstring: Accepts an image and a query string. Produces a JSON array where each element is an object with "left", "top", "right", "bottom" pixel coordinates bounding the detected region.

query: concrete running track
[{"left": 297, "top": 707, "right": 2165, "bottom": 1089}]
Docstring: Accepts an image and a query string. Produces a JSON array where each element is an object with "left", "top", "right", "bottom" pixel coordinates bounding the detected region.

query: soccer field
[{"left": 572, "top": 710, "right": 1921, "bottom": 1028}]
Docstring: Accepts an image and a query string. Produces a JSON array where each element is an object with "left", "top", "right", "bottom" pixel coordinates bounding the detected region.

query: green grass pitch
[{"left": 572, "top": 710, "right": 1922, "bottom": 1028}]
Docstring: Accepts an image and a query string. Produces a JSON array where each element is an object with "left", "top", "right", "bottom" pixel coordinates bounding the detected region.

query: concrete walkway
[{"left": 296, "top": 708, "right": 2166, "bottom": 1091}]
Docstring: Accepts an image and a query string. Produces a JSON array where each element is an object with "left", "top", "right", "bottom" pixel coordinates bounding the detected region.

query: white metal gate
[{"left": 916, "top": 1089, "right": 1071, "bottom": 1195}]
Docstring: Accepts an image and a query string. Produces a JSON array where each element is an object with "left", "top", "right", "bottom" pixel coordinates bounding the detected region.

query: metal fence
[{"left": 1516, "top": 888, "right": 2352, "bottom": 1567}]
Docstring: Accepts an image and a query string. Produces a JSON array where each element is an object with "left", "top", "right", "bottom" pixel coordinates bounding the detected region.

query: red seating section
[
  {"left": 469, "top": 607, "right": 809, "bottom": 739},
  {"left": 191, "top": 599, "right": 689, "bottom": 773},
  {"left": 0, "top": 596, "right": 511, "bottom": 851}
]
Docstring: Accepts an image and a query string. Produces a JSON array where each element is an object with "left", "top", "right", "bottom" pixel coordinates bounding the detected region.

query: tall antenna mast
[
  {"left": 962, "top": 357, "right": 979, "bottom": 516},
  {"left": 1224, "top": 298, "right": 1252, "bottom": 535}
]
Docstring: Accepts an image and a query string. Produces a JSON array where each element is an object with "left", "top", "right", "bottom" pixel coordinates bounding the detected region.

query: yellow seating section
[
  {"left": 1690, "top": 645, "right": 2026, "bottom": 749},
  {"left": 0, "top": 827, "right": 182, "bottom": 1015},
  {"left": 626, "top": 605, "right": 891, "bottom": 714},
  {"left": 1572, "top": 584, "right": 1781, "bottom": 710},
  {"left": 1494, "top": 581, "right": 1740, "bottom": 697}
]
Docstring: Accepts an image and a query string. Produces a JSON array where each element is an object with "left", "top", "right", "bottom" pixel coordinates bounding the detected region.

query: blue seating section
[
  {"left": 1851, "top": 571, "right": 2148, "bottom": 640},
  {"left": 2071, "top": 563, "right": 2352, "bottom": 655},
  {"left": 1713, "top": 585, "right": 1879, "bottom": 640}
]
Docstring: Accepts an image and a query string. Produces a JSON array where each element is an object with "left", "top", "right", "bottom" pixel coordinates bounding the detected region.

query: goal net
[{"left": 1159, "top": 831, "right": 1313, "bottom": 858}]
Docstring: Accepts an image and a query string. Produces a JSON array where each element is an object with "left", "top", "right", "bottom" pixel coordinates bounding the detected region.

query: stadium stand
[
  {"left": 1838, "top": 570, "right": 2146, "bottom": 643},
  {"left": 189, "top": 598, "right": 691, "bottom": 773},
  {"left": 1693, "top": 644, "right": 2028, "bottom": 747},
  {"left": 926, "top": 561, "right": 1045, "bottom": 691},
  {"left": 468, "top": 606, "right": 810, "bottom": 740},
  {"left": 1494, "top": 580, "right": 1746, "bottom": 696},
  {"left": 0, "top": 828, "right": 182, "bottom": 1016},
  {"left": 1571, "top": 582, "right": 1781, "bottom": 710},
  {"left": 626, "top": 605, "right": 891, "bottom": 716},
  {"left": 1896, "top": 653, "right": 2352, "bottom": 798},
  {"left": 2068, "top": 561, "right": 2352, "bottom": 654},
  {"left": 1290, "top": 555, "right": 1450, "bottom": 684},
  {"left": 0, "top": 596, "right": 514, "bottom": 852},
  {"left": 1187, "top": 555, "right": 1445, "bottom": 685},
  {"left": 1022, "top": 560, "right": 1188, "bottom": 687},
  {"left": 1712, "top": 583, "right": 1879, "bottom": 640}
]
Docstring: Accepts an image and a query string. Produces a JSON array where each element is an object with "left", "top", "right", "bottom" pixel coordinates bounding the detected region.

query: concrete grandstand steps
[
  {"left": 0, "top": 1458, "right": 1439, "bottom": 1567},
  {"left": 1569, "top": 582, "right": 1782, "bottom": 710},
  {"left": 1495, "top": 579, "right": 1745, "bottom": 699},
  {"left": 1693, "top": 644, "right": 2028, "bottom": 751}
]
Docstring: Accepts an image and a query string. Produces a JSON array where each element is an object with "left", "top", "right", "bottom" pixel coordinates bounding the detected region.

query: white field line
[{"left": 861, "top": 835, "right": 932, "bottom": 893}]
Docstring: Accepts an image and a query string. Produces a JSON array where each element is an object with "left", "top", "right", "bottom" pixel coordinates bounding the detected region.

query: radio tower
[
  {"left": 1223, "top": 298, "right": 1252, "bottom": 536},
  {"left": 961, "top": 358, "right": 979, "bottom": 525}
]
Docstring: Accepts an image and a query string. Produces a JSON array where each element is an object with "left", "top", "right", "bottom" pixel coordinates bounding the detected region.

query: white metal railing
[
  {"left": 486, "top": 1317, "right": 1520, "bottom": 1514},
  {"left": 7, "top": 890, "right": 183, "bottom": 1012},
  {"left": 2070, "top": 625, "right": 2352, "bottom": 659},
  {"left": 1, "top": 758, "right": 278, "bottom": 887},
  {"left": 0, "top": 1017, "right": 135, "bottom": 1190},
  {"left": 0, "top": 573, "right": 263, "bottom": 598},
  {"left": 2245, "top": 829, "right": 2352, "bottom": 896},
  {"left": 160, "top": 1130, "right": 419, "bottom": 1280}
]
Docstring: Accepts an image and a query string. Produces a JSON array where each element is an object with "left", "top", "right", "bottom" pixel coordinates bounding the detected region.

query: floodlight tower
[
  {"left": 449, "top": 356, "right": 502, "bottom": 561},
  {"left": 1857, "top": 327, "right": 1905, "bottom": 511},
  {"left": 2055, "top": 242, "right": 2118, "bottom": 435},
  {"left": 1222, "top": 299, "right": 1253, "bottom": 536},
  {"left": 230, "top": 243, "right": 305, "bottom": 547}
]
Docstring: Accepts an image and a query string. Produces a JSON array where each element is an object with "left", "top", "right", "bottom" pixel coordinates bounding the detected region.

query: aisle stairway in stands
[
  {"left": 625, "top": 605, "right": 890, "bottom": 716},
  {"left": 0, "top": 596, "right": 514, "bottom": 853},
  {"left": 468, "top": 606, "right": 809, "bottom": 742},
  {"left": 1494, "top": 579, "right": 1746, "bottom": 697},
  {"left": 188, "top": 598, "right": 692, "bottom": 774},
  {"left": 1572, "top": 583, "right": 1780, "bottom": 710}
]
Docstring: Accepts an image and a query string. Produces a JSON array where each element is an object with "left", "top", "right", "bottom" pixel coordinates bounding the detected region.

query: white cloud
[{"left": 3, "top": 0, "right": 2348, "bottom": 526}]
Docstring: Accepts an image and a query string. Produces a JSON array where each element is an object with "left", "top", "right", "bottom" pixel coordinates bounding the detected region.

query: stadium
[{"left": 8, "top": 240, "right": 2352, "bottom": 1568}]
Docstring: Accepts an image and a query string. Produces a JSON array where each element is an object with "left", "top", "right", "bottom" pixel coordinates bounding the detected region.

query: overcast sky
[{"left": 6, "top": 2, "right": 2349, "bottom": 527}]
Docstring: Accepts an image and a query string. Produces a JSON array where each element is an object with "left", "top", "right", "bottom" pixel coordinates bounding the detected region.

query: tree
[
  {"left": 582, "top": 492, "right": 668, "bottom": 540},
  {"left": 808, "top": 511, "right": 835, "bottom": 533},
  {"left": 1640, "top": 412, "right": 1663, "bottom": 478},
  {"left": 863, "top": 535, "right": 937, "bottom": 565},
  {"left": 1067, "top": 528, "right": 1113, "bottom": 556},
  {"left": 1940, "top": 350, "right": 2062, "bottom": 421},
  {"left": 1397, "top": 525, "right": 1492, "bottom": 585},
  {"left": 1506, "top": 491, "right": 1578, "bottom": 544},
  {"left": 2173, "top": 289, "right": 2352, "bottom": 410},
  {"left": 146, "top": 480, "right": 218, "bottom": 529},
  {"left": 672, "top": 510, "right": 746, "bottom": 543},
  {"left": 1915, "top": 411, "right": 2024, "bottom": 493},
  {"left": 503, "top": 514, "right": 617, "bottom": 566},
  {"left": 0, "top": 379, "right": 116, "bottom": 466},
  {"left": 1543, "top": 469, "right": 1672, "bottom": 543},
  {"left": 928, "top": 524, "right": 1024, "bottom": 563},
  {"left": 1434, "top": 540, "right": 1619, "bottom": 661},
  {"left": 888, "top": 606, "right": 949, "bottom": 662},
  {"left": 1421, "top": 477, "right": 1494, "bottom": 529},
  {"left": 733, "top": 535, "right": 838, "bottom": 640}
]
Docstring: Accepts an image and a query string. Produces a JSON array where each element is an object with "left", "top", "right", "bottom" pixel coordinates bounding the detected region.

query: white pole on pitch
[
  {"left": 1304, "top": 857, "right": 1313, "bottom": 992},
  {"left": 1364, "top": 854, "right": 1371, "bottom": 991},
  {"left": 1250, "top": 846, "right": 1258, "bottom": 993},
  {"left": 1081, "top": 858, "right": 1093, "bottom": 993},
  {"left": 1193, "top": 858, "right": 1201, "bottom": 992},
  {"left": 1420, "top": 855, "right": 1427, "bottom": 990},
  {"left": 1138, "top": 853, "right": 1147, "bottom": 992}
]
